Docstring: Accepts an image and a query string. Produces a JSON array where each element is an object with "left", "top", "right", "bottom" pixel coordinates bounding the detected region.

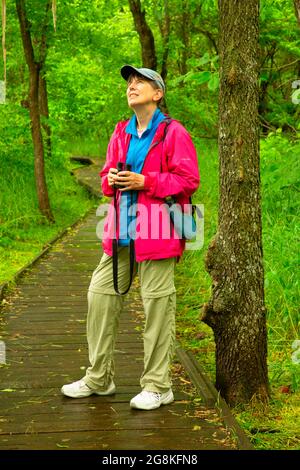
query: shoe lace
[{"left": 142, "top": 391, "right": 161, "bottom": 401}]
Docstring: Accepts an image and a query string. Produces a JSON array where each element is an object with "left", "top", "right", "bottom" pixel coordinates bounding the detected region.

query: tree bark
[
  {"left": 128, "top": 0, "right": 157, "bottom": 69},
  {"left": 38, "top": 1, "right": 52, "bottom": 158},
  {"left": 155, "top": 0, "right": 170, "bottom": 114},
  {"left": 178, "top": 0, "right": 189, "bottom": 76},
  {"left": 294, "top": 0, "right": 300, "bottom": 90},
  {"left": 294, "top": 0, "right": 300, "bottom": 27},
  {"left": 158, "top": 0, "right": 170, "bottom": 82},
  {"left": 16, "top": 0, "right": 54, "bottom": 223},
  {"left": 202, "top": 0, "right": 269, "bottom": 405},
  {"left": 39, "top": 70, "right": 52, "bottom": 158}
]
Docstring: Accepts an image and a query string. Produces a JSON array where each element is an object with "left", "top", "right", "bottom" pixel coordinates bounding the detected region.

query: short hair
[{"left": 127, "top": 73, "right": 164, "bottom": 106}]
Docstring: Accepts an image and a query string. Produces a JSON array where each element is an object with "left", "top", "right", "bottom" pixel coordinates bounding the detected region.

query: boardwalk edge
[
  {"left": 175, "top": 346, "right": 254, "bottom": 451},
  {"left": 0, "top": 207, "right": 96, "bottom": 304},
  {"left": 0, "top": 157, "right": 103, "bottom": 305}
]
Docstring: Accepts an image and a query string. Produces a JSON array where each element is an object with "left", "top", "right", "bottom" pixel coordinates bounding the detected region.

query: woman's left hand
[{"left": 114, "top": 171, "right": 145, "bottom": 191}]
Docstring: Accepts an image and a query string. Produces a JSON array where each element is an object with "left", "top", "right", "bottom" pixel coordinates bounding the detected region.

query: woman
[{"left": 61, "top": 65, "right": 200, "bottom": 410}]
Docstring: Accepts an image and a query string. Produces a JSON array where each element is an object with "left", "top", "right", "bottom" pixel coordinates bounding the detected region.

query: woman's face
[{"left": 126, "top": 75, "right": 163, "bottom": 109}]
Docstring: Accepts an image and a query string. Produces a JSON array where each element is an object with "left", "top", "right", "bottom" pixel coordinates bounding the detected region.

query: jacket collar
[{"left": 117, "top": 114, "right": 172, "bottom": 161}]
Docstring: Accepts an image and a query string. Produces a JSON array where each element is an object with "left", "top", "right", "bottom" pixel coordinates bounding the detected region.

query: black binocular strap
[{"left": 112, "top": 187, "right": 135, "bottom": 295}]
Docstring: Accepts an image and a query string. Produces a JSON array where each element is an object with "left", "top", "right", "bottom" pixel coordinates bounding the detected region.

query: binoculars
[{"left": 113, "top": 162, "right": 132, "bottom": 189}]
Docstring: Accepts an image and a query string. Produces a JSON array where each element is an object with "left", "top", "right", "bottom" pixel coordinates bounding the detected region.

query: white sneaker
[
  {"left": 130, "top": 389, "right": 174, "bottom": 410},
  {"left": 61, "top": 379, "right": 116, "bottom": 398}
]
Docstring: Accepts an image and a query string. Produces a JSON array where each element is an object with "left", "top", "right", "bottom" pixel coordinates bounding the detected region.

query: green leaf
[
  {"left": 184, "top": 71, "right": 211, "bottom": 85},
  {"left": 56, "top": 443, "right": 69, "bottom": 448},
  {"left": 208, "top": 74, "right": 219, "bottom": 91}
]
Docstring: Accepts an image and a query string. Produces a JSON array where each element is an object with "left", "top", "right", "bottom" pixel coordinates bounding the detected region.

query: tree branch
[
  {"left": 39, "top": 1, "right": 51, "bottom": 66},
  {"left": 15, "top": 0, "right": 36, "bottom": 71},
  {"left": 128, "top": 0, "right": 157, "bottom": 69},
  {"left": 294, "top": 0, "right": 300, "bottom": 27}
]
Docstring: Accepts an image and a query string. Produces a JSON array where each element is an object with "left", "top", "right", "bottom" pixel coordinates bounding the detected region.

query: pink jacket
[{"left": 99, "top": 117, "right": 200, "bottom": 262}]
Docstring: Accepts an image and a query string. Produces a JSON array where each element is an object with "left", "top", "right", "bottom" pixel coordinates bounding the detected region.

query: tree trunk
[
  {"left": 202, "top": 0, "right": 269, "bottom": 405},
  {"left": 158, "top": 0, "right": 170, "bottom": 82},
  {"left": 128, "top": 0, "right": 157, "bottom": 69},
  {"left": 156, "top": 0, "right": 170, "bottom": 114},
  {"left": 178, "top": 0, "right": 189, "bottom": 76},
  {"left": 30, "top": 64, "right": 54, "bottom": 222},
  {"left": 16, "top": 0, "right": 54, "bottom": 223},
  {"left": 294, "top": 0, "right": 300, "bottom": 27},
  {"left": 39, "top": 71, "right": 52, "bottom": 158}
]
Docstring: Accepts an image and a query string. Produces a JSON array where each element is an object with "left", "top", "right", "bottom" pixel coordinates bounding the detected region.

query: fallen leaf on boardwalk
[
  {"left": 193, "top": 425, "right": 201, "bottom": 431},
  {"left": 26, "top": 400, "right": 51, "bottom": 404},
  {"left": 205, "top": 417, "right": 221, "bottom": 423},
  {"left": 179, "top": 377, "right": 191, "bottom": 384},
  {"left": 192, "top": 398, "right": 202, "bottom": 403},
  {"left": 168, "top": 410, "right": 182, "bottom": 417},
  {"left": 193, "top": 409, "right": 213, "bottom": 418},
  {"left": 0, "top": 389, "right": 16, "bottom": 392},
  {"left": 56, "top": 443, "right": 69, "bottom": 448}
]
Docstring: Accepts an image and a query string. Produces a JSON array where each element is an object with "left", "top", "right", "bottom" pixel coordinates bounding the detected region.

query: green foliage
[
  {"left": 0, "top": 104, "right": 96, "bottom": 284},
  {"left": 260, "top": 133, "right": 300, "bottom": 339},
  {"left": 259, "top": 0, "right": 300, "bottom": 131},
  {"left": 175, "top": 134, "right": 300, "bottom": 449},
  {"left": 0, "top": 0, "right": 299, "bottom": 450}
]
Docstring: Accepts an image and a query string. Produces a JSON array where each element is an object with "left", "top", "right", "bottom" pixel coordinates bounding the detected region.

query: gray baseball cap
[{"left": 120, "top": 65, "right": 165, "bottom": 93}]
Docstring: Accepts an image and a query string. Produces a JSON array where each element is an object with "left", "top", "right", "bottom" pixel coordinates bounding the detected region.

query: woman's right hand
[{"left": 107, "top": 168, "right": 118, "bottom": 187}]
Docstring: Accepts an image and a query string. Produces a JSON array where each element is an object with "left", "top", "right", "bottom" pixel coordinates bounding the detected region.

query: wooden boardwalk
[{"left": 0, "top": 210, "right": 240, "bottom": 450}]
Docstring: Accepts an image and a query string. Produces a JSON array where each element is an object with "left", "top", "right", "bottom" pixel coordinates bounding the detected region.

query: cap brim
[{"left": 120, "top": 65, "right": 140, "bottom": 81}]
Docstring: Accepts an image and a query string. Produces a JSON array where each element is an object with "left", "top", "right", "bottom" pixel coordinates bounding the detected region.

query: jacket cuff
[{"left": 101, "top": 175, "right": 114, "bottom": 197}]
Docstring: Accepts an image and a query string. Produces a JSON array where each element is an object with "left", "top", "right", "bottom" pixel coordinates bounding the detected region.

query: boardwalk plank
[
  {"left": 0, "top": 208, "right": 239, "bottom": 450},
  {"left": 0, "top": 429, "right": 230, "bottom": 451}
]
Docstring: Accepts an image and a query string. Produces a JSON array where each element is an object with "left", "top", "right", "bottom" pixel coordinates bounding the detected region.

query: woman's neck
[{"left": 134, "top": 106, "right": 158, "bottom": 131}]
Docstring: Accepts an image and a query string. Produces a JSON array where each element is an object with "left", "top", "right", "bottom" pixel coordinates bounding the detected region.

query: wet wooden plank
[
  {"left": 1, "top": 334, "right": 141, "bottom": 343},
  {"left": 0, "top": 207, "right": 238, "bottom": 451},
  {"left": 0, "top": 428, "right": 233, "bottom": 450},
  {"left": 0, "top": 405, "right": 226, "bottom": 435}
]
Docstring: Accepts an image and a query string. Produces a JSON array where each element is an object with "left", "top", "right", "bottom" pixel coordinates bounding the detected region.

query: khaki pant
[{"left": 83, "top": 247, "right": 177, "bottom": 394}]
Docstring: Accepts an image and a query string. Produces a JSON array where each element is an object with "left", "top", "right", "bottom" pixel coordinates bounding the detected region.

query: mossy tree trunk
[
  {"left": 202, "top": 0, "right": 269, "bottom": 406},
  {"left": 16, "top": 0, "right": 54, "bottom": 223}
]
